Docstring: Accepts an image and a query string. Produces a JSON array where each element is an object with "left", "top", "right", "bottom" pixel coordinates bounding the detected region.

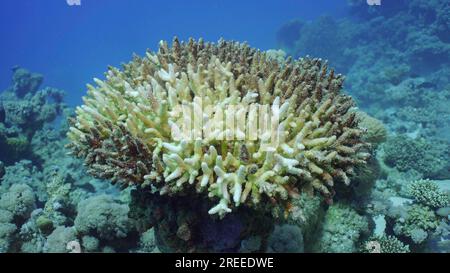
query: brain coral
[{"left": 67, "top": 37, "right": 369, "bottom": 217}]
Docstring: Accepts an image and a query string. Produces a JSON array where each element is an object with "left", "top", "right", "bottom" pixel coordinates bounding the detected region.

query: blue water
[{"left": 0, "top": 0, "right": 347, "bottom": 107}]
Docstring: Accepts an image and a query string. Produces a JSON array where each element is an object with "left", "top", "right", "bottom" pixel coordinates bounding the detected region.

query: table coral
[{"left": 68, "top": 37, "right": 369, "bottom": 217}]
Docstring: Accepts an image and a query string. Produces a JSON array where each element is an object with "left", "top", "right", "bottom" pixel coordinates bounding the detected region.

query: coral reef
[
  {"left": 239, "top": 235, "right": 262, "bottom": 253},
  {"left": 362, "top": 235, "right": 410, "bottom": 253},
  {"left": 74, "top": 194, "right": 133, "bottom": 242},
  {"left": 0, "top": 184, "right": 36, "bottom": 224},
  {"left": 381, "top": 136, "right": 450, "bottom": 179},
  {"left": 278, "top": 0, "right": 450, "bottom": 140},
  {"left": 285, "top": 193, "right": 323, "bottom": 247},
  {"left": 355, "top": 111, "right": 387, "bottom": 148},
  {"left": 0, "top": 160, "right": 47, "bottom": 203},
  {"left": 44, "top": 226, "right": 77, "bottom": 253},
  {"left": 277, "top": 16, "right": 356, "bottom": 72},
  {"left": 1, "top": 2, "right": 448, "bottom": 252},
  {"left": 425, "top": 220, "right": 450, "bottom": 253},
  {"left": 67, "top": 37, "right": 369, "bottom": 218},
  {"left": 313, "top": 203, "right": 369, "bottom": 253},
  {"left": 81, "top": 235, "right": 100, "bottom": 253},
  {"left": 0, "top": 161, "right": 4, "bottom": 179},
  {"left": 0, "top": 67, "right": 66, "bottom": 164},
  {"left": 407, "top": 179, "right": 449, "bottom": 209},
  {"left": 128, "top": 186, "right": 273, "bottom": 253},
  {"left": 0, "top": 67, "right": 135, "bottom": 253},
  {"left": 266, "top": 224, "right": 304, "bottom": 253},
  {"left": 393, "top": 204, "right": 439, "bottom": 245},
  {"left": 41, "top": 169, "right": 75, "bottom": 227},
  {"left": 0, "top": 209, "right": 16, "bottom": 253},
  {"left": 10, "top": 66, "right": 43, "bottom": 98},
  {"left": 135, "top": 228, "right": 157, "bottom": 253}
]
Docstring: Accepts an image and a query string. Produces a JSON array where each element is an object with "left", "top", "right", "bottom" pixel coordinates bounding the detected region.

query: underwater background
[{"left": 0, "top": 0, "right": 449, "bottom": 253}]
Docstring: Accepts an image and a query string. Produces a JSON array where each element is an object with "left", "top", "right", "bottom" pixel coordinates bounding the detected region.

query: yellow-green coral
[
  {"left": 408, "top": 179, "right": 449, "bottom": 209},
  {"left": 67, "top": 37, "right": 369, "bottom": 217},
  {"left": 355, "top": 111, "right": 386, "bottom": 147}
]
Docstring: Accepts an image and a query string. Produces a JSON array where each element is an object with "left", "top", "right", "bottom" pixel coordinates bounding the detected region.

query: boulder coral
[
  {"left": 68, "top": 37, "right": 369, "bottom": 217},
  {"left": 0, "top": 209, "right": 16, "bottom": 253},
  {"left": 44, "top": 226, "right": 77, "bottom": 253},
  {"left": 0, "top": 184, "right": 36, "bottom": 223},
  {"left": 74, "top": 194, "right": 132, "bottom": 241}
]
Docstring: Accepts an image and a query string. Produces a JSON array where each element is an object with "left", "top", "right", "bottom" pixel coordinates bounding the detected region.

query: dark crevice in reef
[{"left": 129, "top": 186, "right": 275, "bottom": 253}]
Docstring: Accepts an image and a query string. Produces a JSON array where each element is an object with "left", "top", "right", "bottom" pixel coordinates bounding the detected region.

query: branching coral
[
  {"left": 362, "top": 235, "right": 410, "bottom": 253},
  {"left": 67, "top": 37, "right": 369, "bottom": 217},
  {"left": 378, "top": 235, "right": 411, "bottom": 253},
  {"left": 393, "top": 204, "right": 439, "bottom": 244},
  {"left": 382, "top": 135, "right": 449, "bottom": 179},
  {"left": 407, "top": 179, "right": 449, "bottom": 208}
]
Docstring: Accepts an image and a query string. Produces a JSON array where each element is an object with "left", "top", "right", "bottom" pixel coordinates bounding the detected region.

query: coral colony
[
  {"left": 67, "top": 38, "right": 370, "bottom": 218},
  {"left": 1, "top": 1, "right": 449, "bottom": 253}
]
